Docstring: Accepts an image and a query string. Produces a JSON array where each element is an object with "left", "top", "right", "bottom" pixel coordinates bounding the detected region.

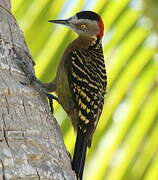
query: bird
[{"left": 44, "top": 11, "right": 107, "bottom": 180}]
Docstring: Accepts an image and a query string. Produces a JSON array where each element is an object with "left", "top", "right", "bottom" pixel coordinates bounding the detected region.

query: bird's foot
[
  {"left": 47, "top": 93, "right": 59, "bottom": 114},
  {"left": 66, "top": 151, "right": 72, "bottom": 162}
]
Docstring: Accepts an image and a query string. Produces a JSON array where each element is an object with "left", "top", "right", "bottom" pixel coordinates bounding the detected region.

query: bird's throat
[{"left": 77, "top": 35, "right": 98, "bottom": 48}]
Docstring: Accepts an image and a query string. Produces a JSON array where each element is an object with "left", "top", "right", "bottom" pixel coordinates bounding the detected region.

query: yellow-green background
[{"left": 11, "top": 0, "right": 158, "bottom": 179}]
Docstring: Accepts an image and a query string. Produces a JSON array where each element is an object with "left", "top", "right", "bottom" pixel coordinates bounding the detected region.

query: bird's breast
[{"left": 55, "top": 56, "right": 78, "bottom": 129}]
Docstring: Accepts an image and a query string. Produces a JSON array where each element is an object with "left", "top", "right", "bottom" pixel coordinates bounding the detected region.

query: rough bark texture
[{"left": 0, "top": 0, "right": 76, "bottom": 179}]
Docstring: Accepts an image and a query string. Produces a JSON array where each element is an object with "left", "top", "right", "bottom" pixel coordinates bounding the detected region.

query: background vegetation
[{"left": 11, "top": 0, "right": 158, "bottom": 179}]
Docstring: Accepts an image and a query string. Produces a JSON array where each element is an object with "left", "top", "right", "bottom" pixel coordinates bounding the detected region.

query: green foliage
[{"left": 11, "top": 0, "right": 158, "bottom": 179}]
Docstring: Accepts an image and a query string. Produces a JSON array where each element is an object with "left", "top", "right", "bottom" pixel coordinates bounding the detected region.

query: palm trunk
[{"left": 0, "top": 0, "right": 76, "bottom": 179}]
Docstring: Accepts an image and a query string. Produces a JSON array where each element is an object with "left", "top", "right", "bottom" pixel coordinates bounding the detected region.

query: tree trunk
[{"left": 0, "top": 0, "right": 76, "bottom": 179}]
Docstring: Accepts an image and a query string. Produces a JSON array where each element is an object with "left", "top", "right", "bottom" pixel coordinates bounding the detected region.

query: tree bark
[{"left": 0, "top": 0, "right": 76, "bottom": 179}]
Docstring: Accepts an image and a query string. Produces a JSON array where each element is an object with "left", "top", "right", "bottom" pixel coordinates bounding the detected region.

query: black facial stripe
[{"left": 76, "top": 11, "right": 100, "bottom": 22}]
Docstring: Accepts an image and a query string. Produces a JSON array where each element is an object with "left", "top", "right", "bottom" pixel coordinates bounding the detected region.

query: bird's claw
[{"left": 47, "top": 93, "right": 59, "bottom": 114}]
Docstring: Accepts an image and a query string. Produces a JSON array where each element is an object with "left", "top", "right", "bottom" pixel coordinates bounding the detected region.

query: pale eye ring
[{"left": 80, "top": 24, "right": 86, "bottom": 30}]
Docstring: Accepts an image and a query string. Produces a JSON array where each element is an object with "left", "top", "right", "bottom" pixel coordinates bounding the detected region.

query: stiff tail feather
[{"left": 72, "top": 128, "right": 87, "bottom": 180}]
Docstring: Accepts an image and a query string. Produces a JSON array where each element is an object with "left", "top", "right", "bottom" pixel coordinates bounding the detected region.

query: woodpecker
[{"left": 45, "top": 11, "right": 107, "bottom": 180}]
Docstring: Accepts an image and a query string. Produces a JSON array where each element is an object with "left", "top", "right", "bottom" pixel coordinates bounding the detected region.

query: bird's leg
[
  {"left": 46, "top": 93, "right": 59, "bottom": 114},
  {"left": 43, "top": 81, "right": 59, "bottom": 114},
  {"left": 67, "top": 151, "right": 72, "bottom": 162},
  {"left": 19, "top": 71, "right": 58, "bottom": 114}
]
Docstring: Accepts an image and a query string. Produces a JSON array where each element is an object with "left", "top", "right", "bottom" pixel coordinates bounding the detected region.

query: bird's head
[{"left": 48, "top": 11, "right": 104, "bottom": 38}]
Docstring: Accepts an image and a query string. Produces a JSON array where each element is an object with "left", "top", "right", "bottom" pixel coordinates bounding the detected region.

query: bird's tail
[{"left": 72, "top": 128, "right": 88, "bottom": 180}]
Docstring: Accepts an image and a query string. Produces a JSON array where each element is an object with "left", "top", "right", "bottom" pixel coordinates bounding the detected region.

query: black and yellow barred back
[{"left": 68, "top": 37, "right": 107, "bottom": 146}]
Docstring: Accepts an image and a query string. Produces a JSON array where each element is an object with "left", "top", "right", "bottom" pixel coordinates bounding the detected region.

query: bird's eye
[{"left": 80, "top": 24, "right": 86, "bottom": 30}]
